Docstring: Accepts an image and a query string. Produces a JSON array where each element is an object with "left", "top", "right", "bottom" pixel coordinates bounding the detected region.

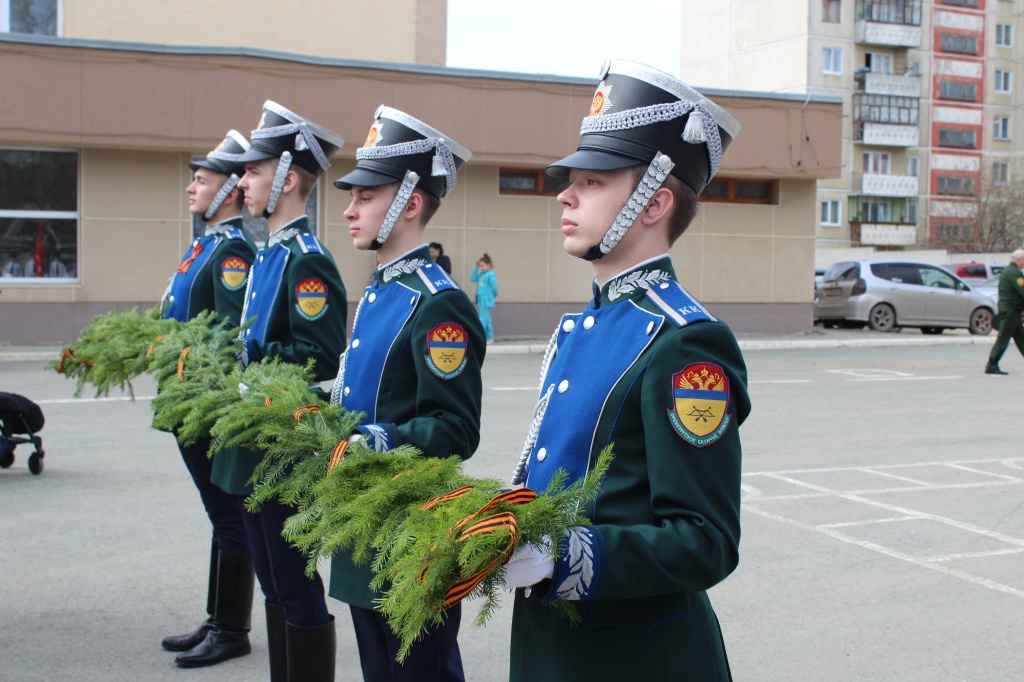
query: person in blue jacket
[{"left": 470, "top": 253, "right": 498, "bottom": 344}]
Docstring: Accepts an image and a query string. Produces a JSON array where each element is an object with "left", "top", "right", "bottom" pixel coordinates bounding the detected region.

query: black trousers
[
  {"left": 240, "top": 497, "right": 331, "bottom": 627},
  {"left": 177, "top": 437, "right": 248, "bottom": 555},
  {"left": 350, "top": 602, "right": 465, "bottom": 682}
]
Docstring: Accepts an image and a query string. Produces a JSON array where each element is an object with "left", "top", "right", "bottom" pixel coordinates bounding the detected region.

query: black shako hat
[
  {"left": 237, "top": 100, "right": 344, "bottom": 177},
  {"left": 189, "top": 130, "right": 250, "bottom": 178},
  {"left": 547, "top": 60, "right": 740, "bottom": 196},
  {"left": 333, "top": 105, "right": 471, "bottom": 200}
]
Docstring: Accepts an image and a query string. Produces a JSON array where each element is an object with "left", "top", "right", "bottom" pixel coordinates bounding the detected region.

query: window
[
  {"left": 823, "top": 0, "right": 841, "bottom": 22},
  {"left": 861, "top": 0, "right": 923, "bottom": 26},
  {"left": 937, "top": 176, "right": 975, "bottom": 195},
  {"left": 821, "top": 200, "right": 841, "bottom": 226},
  {"left": 0, "top": 149, "right": 77, "bottom": 280},
  {"left": 498, "top": 168, "right": 565, "bottom": 196},
  {"left": 701, "top": 178, "right": 775, "bottom": 204},
  {"left": 823, "top": 47, "right": 843, "bottom": 75},
  {"left": 996, "top": 24, "right": 1013, "bottom": 47},
  {"left": 993, "top": 162, "right": 1009, "bottom": 185},
  {"left": 917, "top": 265, "right": 958, "bottom": 289},
  {"left": 994, "top": 116, "right": 1011, "bottom": 140},
  {"left": 907, "top": 157, "right": 920, "bottom": 176},
  {"left": 0, "top": 0, "right": 59, "bottom": 35},
  {"left": 863, "top": 152, "right": 891, "bottom": 174},
  {"left": 938, "top": 81, "right": 977, "bottom": 101},
  {"left": 938, "top": 129, "right": 977, "bottom": 148},
  {"left": 996, "top": 69, "right": 1012, "bottom": 93},
  {"left": 866, "top": 52, "right": 894, "bottom": 74},
  {"left": 852, "top": 94, "right": 920, "bottom": 124},
  {"left": 935, "top": 223, "right": 973, "bottom": 242},
  {"left": 939, "top": 33, "right": 979, "bottom": 54},
  {"left": 941, "top": 0, "right": 979, "bottom": 6},
  {"left": 908, "top": 60, "right": 921, "bottom": 77}
]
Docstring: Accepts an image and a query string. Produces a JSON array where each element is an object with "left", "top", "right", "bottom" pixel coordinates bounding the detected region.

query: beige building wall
[{"left": 63, "top": 0, "right": 448, "bottom": 65}]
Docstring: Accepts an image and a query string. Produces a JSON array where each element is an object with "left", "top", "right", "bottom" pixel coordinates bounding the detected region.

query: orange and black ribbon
[
  {"left": 417, "top": 487, "right": 539, "bottom": 609},
  {"left": 176, "top": 347, "right": 190, "bottom": 382},
  {"left": 57, "top": 348, "right": 94, "bottom": 374},
  {"left": 293, "top": 405, "right": 320, "bottom": 422},
  {"left": 264, "top": 395, "right": 274, "bottom": 408},
  {"left": 146, "top": 334, "right": 167, "bottom": 360},
  {"left": 177, "top": 242, "right": 203, "bottom": 274},
  {"left": 327, "top": 440, "right": 349, "bottom": 473}
]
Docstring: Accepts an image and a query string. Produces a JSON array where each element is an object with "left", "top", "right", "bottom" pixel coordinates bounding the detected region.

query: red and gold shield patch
[
  {"left": 221, "top": 257, "right": 249, "bottom": 291},
  {"left": 667, "top": 362, "right": 731, "bottom": 447},
  {"left": 589, "top": 82, "right": 613, "bottom": 116},
  {"left": 364, "top": 122, "right": 383, "bottom": 148},
  {"left": 424, "top": 322, "right": 468, "bottom": 380},
  {"left": 295, "top": 278, "right": 328, "bottom": 320}
]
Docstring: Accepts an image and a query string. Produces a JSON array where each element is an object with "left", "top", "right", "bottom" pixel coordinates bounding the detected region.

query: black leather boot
[
  {"left": 285, "top": 616, "right": 336, "bottom": 682},
  {"left": 266, "top": 603, "right": 288, "bottom": 682},
  {"left": 175, "top": 550, "right": 255, "bottom": 668},
  {"left": 162, "top": 538, "right": 218, "bottom": 652}
]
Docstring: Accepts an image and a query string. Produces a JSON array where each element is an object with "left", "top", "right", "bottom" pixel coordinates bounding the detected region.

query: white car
[{"left": 814, "top": 260, "right": 996, "bottom": 334}]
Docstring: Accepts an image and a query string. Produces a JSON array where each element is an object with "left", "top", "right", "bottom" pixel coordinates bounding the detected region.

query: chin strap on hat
[
  {"left": 583, "top": 152, "right": 676, "bottom": 261},
  {"left": 370, "top": 170, "right": 421, "bottom": 250},
  {"left": 265, "top": 151, "right": 293, "bottom": 217},
  {"left": 204, "top": 173, "right": 240, "bottom": 221}
]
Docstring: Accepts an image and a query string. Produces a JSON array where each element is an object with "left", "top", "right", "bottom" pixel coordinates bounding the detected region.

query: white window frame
[
  {"left": 0, "top": 0, "right": 63, "bottom": 36},
  {"left": 996, "top": 23, "right": 1013, "bottom": 47},
  {"left": 996, "top": 69, "right": 1012, "bottom": 93},
  {"left": 863, "top": 152, "right": 891, "bottom": 174},
  {"left": 821, "top": 199, "right": 841, "bottom": 226},
  {"left": 907, "top": 157, "right": 920, "bottom": 177},
  {"left": 866, "top": 52, "right": 894, "bottom": 75},
  {"left": 993, "top": 162, "right": 1009, "bottom": 185},
  {"left": 994, "top": 116, "right": 1011, "bottom": 140},
  {"left": 823, "top": 47, "right": 843, "bottom": 76}
]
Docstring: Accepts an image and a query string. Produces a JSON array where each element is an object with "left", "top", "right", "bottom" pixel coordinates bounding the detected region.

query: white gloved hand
[
  {"left": 503, "top": 538, "right": 555, "bottom": 589},
  {"left": 238, "top": 382, "right": 249, "bottom": 398}
]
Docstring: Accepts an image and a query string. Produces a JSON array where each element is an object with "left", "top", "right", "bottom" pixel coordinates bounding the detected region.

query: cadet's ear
[
  {"left": 640, "top": 186, "right": 675, "bottom": 226},
  {"left": 282, "top": 168, "right": 300, "bottom": 194},
  {"left": 404, "top": 191, "right": 424, "bottom": 221}
]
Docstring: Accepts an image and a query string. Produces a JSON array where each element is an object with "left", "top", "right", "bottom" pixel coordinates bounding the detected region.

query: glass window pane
[
  {"left": 0, "top": 150, "right": 77, "bottom": 211},
  {"left": 499, "top": 171, "right": 538, "bottom": 191},
  {"left": 734, "top": 181, "right": 770, "bottom": 201},
  {"left": 702, "top": 180, "right": 727, "bottom": 198},
  {"left": 0, "top": 217, "right": 77, "bottom": 279},
  {"left": 9, "top": 0, "right": 58, "bottom": 35}
]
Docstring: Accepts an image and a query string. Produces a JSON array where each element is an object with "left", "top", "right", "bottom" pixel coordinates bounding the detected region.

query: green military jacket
[
  {"left": 211, "top": 217, "right": 347, "bottom": 495},
  {"left": 160, "top": 217, "right": 256, "bottom": 326},
  {"left": 509, "top": 256, "right": 750, "bottom": 681},
  {"left": 327, "top": 245, "right": 485, "bottom": 610},
  {"left": 997, "top": 261, "right": 1024, "bottom": 315}
]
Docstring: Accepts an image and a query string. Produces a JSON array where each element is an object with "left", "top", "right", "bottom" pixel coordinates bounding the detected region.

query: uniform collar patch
[{"left": 667, "top": 362, "right": 731, "bottom": 447}]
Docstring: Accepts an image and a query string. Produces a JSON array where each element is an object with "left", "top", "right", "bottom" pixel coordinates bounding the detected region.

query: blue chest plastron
[
  {"left": 340, "top": 281, "right": 420, "bottom": 419},
  {"left": 525, "top": 301, "right": 664, "bottom": 492},
  {"left": 163, "top": 235, "right": 220, "bottom": 322},
  {"left": 241, "top": 245, "right": 289, "bottom": 344}
]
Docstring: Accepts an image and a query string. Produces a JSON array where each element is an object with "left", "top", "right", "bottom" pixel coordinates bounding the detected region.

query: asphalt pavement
[{"left": 2, "top": 329, "right": 1022, "bottom": 681}]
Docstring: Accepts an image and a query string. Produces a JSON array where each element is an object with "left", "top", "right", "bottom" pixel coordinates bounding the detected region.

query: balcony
[
  {"left": 855, "top": 72, "right": 922, "bottom": 98},
  {"left": 857, "top": 172, "right": 919, "bottom": 197},
  {"left": 855, "top": 0, "right": 922, "bottom": 47},
  {"left": 853, "top": 223, "right": 919, "bottom": 246},
  {"left": 856, "top": 122, "right": 920, "bottom": 147}
]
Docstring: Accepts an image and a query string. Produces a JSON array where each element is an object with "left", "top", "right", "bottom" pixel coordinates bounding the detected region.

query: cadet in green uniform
[
  {"left": 209, "top": 100, "right": 347, "bottom": 682},
  {"left": 160, "top": 130, "right": 258, "bottom": 669},
  {"left": 502, "top": 60, "right": 750, "bottom": 681},
  {"left": 329, "top": 106, "right": 483, "bottom": 681},
  {"left": 985, "top": 249, "right": 1024, "bottom": 374}
]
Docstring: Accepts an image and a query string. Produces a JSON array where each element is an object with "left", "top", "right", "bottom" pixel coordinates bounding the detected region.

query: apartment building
[
  {"left": 1, "top": 0, "right": 842, "bottom": 341},
  {"left": 682, "top": 0, "right": 1023, "bottom": 252}
]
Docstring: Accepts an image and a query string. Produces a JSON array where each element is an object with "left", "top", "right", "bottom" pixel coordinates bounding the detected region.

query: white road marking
[
  {"left": 819, "top": 516, "right": 918, "bottom": 529},
  {"left": 927, "top": 548, "right": 1024, "bottom": 563},
  {"left": 847, "top": 375, "right": 962, "bottom": 382}
]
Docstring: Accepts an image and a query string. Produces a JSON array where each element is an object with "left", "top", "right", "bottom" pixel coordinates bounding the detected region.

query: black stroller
[{"left": 0, "top": 392, "right": 46, "bottom": 475}]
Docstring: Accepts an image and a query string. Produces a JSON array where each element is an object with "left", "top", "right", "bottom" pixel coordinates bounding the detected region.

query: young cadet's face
[
  {"left": 556, "top": 167, "right": 635, "bottom": 259},
  {"left": 186, "top": 168, "right": 226, "bottom": 216},
  {"left": 344, "top": 184, "right": 396, "bottom": 250},
  {"left": 238, "top": 158, "right": 276, "bottom": 217}
]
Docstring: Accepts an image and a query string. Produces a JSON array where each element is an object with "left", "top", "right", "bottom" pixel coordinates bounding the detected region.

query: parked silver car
[{"left": 814, "top": 260, "right": 995, "bottom": 334}]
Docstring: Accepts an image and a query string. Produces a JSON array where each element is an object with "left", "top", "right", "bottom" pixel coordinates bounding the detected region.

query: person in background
[
  {"left": 984, "top": 248, "right": 1024, "bottom": 375},
  {"left": 429, "top": 241, "right": 452, "bottom": 274},
  {"left": 470, "top": 253, "right": 498, "bottom": 344}
]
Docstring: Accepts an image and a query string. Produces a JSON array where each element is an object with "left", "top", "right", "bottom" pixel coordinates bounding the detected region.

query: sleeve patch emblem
[
  {"left": 667, "top": 362, "right": 731, "bottom": 447},
  {"left": 295, "top": 278, "right": 329, "bottom": 321},
  {"left": 221, "top": 257, "right": 250, "bottom": 290},
  {"left": 424, "top": 322, "right": 468, "bottom": 380}
]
